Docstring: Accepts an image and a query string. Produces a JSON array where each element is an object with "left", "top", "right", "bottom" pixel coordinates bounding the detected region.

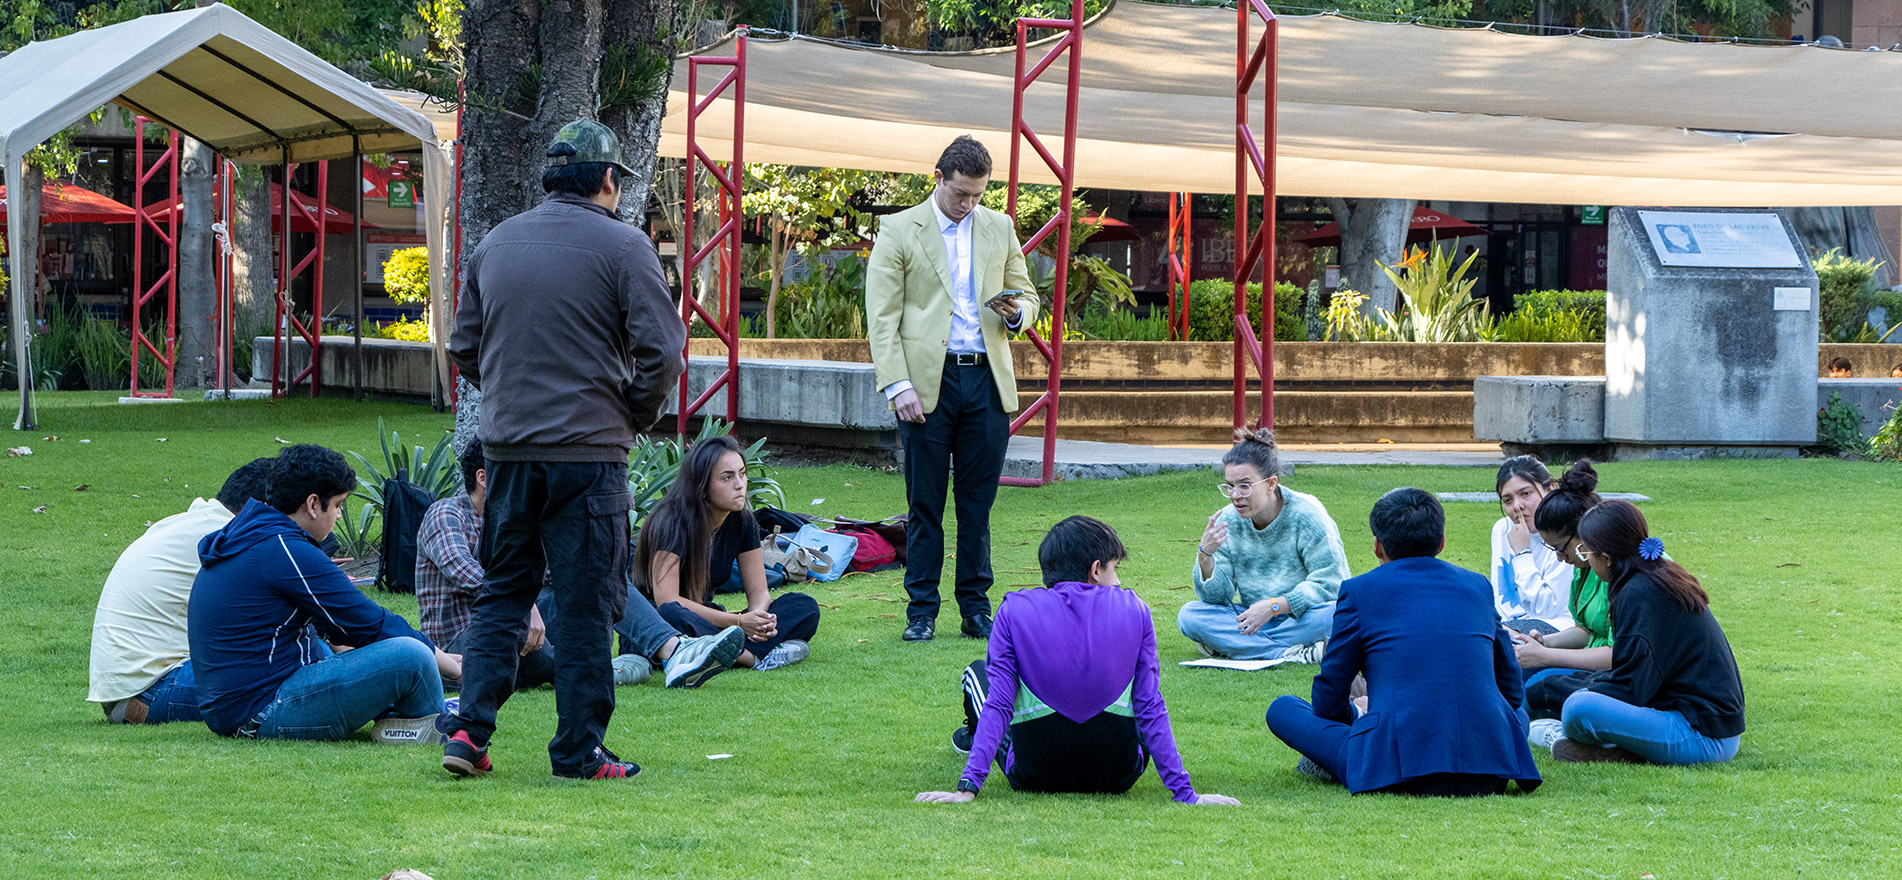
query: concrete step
[{"left": 1013, "top": 389, "right": 1477, "bottom": 444}]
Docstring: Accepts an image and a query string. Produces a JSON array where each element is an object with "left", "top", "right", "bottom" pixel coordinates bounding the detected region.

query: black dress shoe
[
  {"left": 902, "top": 618, "right": 936, "bottom": 641},
  {"left": 961, "top": 614, "right": 993, "bottom": 639}
]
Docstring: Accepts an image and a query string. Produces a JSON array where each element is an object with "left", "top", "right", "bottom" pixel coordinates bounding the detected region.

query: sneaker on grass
[
  {"left": 951, "top": 725, "right": 974, "bottom": 755},
  {"left": 1550, "top": 737, "right": 1647, "bottom": 764},
  {"left": 612, "top": 653, "right": 654, "bottom": 686},
  {"left": 567, "top": 745, "right": 640, "bottom": 780},
  {"left": 1294, "top": 756, "right": 1335, "bottom": 782},
  {"left": 663, "top": 626, "right": 745, "bottom": 688},
  {"left": 372, "top": 714, "right": 445, "bottom": 746},
  {"left": 752, "top": 640, "right": 810, "bottom": 671},
  {"left": 1280, "top": 639, "right": 1326, "bottom": 665},
  {"left": 442, "top": 730, "right": 491, "bottom": 777},
  {"left": 1527, "top": 718, "right": 1564, "bottom": 751}
]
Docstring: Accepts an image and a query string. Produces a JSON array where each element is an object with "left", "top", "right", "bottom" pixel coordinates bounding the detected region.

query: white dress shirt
[{"left": 884, "top": 199, "right": 1022, "bottom": 401}]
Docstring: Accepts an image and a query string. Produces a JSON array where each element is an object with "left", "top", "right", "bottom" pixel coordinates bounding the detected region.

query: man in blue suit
[{"left": 1266, "top": 487, "right": 1541, "bottom": 796}]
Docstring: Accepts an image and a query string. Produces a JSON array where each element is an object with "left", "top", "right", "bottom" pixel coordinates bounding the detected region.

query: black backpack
[{"left": 377, "top": 469, "right": 437, "bottom": 593}]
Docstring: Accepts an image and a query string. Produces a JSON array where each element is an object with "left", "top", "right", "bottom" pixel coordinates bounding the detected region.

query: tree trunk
[
  {"left": 175, "top": 139, "right": 217, "bottom": 389},
  {"left": 19, "top": 164, "right": 43, "bottom": 322},
  {"left": 601, "top": 0, "right": 677, "bottom": 220},
  {"left": 230, "top": 167, "right": 276, "bottom": 372},
  {"left": 1327, "top": 197, "right": 1413, "bottom": 316},
  {"left": 766, "top": 222, "right": 786, "bottom": 338}
]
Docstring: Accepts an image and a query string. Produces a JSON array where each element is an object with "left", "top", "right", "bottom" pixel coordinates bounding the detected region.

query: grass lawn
[{"left": 3, "top": 392, "right": 1900, "bottom": 879}]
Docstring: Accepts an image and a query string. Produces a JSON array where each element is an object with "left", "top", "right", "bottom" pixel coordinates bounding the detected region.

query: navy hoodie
[{"left": 189, "top": 498, "right": 435, "bottom": 736}]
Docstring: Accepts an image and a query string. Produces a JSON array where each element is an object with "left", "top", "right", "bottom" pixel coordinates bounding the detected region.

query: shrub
[
  {"left": 32, "top": 301, "right": 86, "bottom": 390},
  {"left": 1075, "top": 307, "right": 1170, "bottom": 341},
  {"left": 1188, "top": 279, "right": 1305, "bottom": 342},
  {"left": 76, "top": 317, "right": 129, "bottom": 390},
  {"left": 1813, "top": 249, "right": 1881, "bottom": 342},
  {"left": 381, "top": 247, "right": 432, "bottom": 304},
  {"left": 1491, "top": 308, "right": 1602, "bottom": 343},
  {"left": 1870, "top": 393, "right": 1902, "bottom": 463},
  {"left": 1515, "top": 289, "right": 1607, "bottom": 326},
  {"left": 374, "top": 317, "right": 431, "bottom": 342},
  {"left": 1816, "top": 391, "right": 1870, "bottom": 459},
  {"left": 1375, "top": 246, "right": 1489, "bottom": 343}
]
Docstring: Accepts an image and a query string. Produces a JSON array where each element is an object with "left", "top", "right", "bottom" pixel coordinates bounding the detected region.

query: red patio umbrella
[
  {"left": 0, "top": 181, "right": 137, "bottom": 224},
  {"left": 1081, "top": 212, "right": 1140, "bottom": 243},
  {"left": 1293, "top": 207, "right": 1487, "bottom": 248},
  {"left": 146, "top": 183, "right": 376, "bottom": 235}
]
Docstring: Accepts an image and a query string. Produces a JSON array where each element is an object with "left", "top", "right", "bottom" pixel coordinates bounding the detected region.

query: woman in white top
[{"left": 1488, "top": 456, "right": 1574, "bottom": 634}]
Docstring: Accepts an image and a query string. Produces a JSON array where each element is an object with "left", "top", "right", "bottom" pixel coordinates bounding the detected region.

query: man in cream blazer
[{"left": 866, "top": 136, "right": 1037, "bottom": 642}]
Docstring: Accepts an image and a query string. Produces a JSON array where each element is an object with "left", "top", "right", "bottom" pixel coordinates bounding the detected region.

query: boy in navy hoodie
[{"left": 190, "top": 445, "right": 460, "bottom": 742}]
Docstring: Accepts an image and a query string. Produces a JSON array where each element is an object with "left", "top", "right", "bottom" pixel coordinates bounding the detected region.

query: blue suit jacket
[{"left": 1312, "top": 556, "right": 1542, "bottom": 793}]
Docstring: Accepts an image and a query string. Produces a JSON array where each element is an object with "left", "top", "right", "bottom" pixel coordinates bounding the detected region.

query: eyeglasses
[
  {"left": 1217, "top": 481, "right": 1261, "bottom": 498},
  {"left": 1574, "top": 544, "right": 1597, "bottom": 562},
  {"left": 1540, "top": 536, "right": 1568, "bottom": 553}
]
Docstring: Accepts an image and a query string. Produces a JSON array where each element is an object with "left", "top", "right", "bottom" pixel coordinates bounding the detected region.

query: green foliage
[
  {"left": 31, "top": 301, "right": 85, "bottom": 390},
  {"left": 775, "top": 256, "right": 869, "bottom": 339},
  {"left": 1324, "top": 289, "right": 1372, "bottom": 342},
  {"left": 373, "top": 317, "right": 432, "bottom": 342},
  {"left": 1075, "top": 307, "right": 1171, "bottom": 341},
  {"left": 1490, "top": 308, "right": 1601, "bottom": 343},
  {"left": 76, "top": 317, "right": 129, "bottom": 391},
  {"left": 627, "top": 420, "right": 785, "bottom": 533},
  {"left": 1817, "top": 391, "right": 1871, "bottom": 459},
  {"left": 333, "top": 497, "right": 382, "bottom": 559},
  {"left": 1373, "top": 246, "right": 1490, "bottom": 343},
  {"left": 1514, "top": 289, "right": 1607, "bottom": 330},
  {"left": 345, "top": 417, "right": 460, "bottom": 540},
  {"left": 1871, "top": 394, "right": 1902, "bottom": 462},
  {"left": 1188, "top": 279, "right": 1305, "bottom": 342},
  {"left": 980, "top": 184, "right": 1101, "bottom": 260},
  {"left": 599, "top": 41, "right": 672, "bottom": 111},
  {"left": 1813, "top": 249, "right": 1883, "bottom": 342},
  {"left": 380, "top": 247, "right": 432, "bottom": 304}
]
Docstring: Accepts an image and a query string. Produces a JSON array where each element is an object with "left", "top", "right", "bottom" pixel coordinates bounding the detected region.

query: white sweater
[{"left": 1487, "top": 516, "right": 1575, "bottom": 629}]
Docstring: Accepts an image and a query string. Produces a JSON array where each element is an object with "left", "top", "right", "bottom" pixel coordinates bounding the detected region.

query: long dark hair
[
  {"left": 1532, "top": 459, "right": 1601, "bottom": 539},
  {"left": 1577, "top": 500, "right": 1709, "bottom": 613},
  {"left": 632, "top": 434, "right": 745, "bottom": 603}
]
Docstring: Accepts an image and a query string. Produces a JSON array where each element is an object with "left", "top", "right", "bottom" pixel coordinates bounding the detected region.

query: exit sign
[{"left": 1581, "top": 205, "right": 1606, "bottom": 225}]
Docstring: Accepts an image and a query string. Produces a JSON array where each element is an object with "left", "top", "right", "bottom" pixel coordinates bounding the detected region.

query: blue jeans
[
  {"left": 1177, "top": 601, "right": 1336, "bottom": 660},
  {"left": 255, "top": 638, "right": 443, "bottom": 741},
  {"left": 133, "top": 661, "right": 203, "bottom": 724},
  {"left": 1561, "top": 690, "right": 1740, "bottom": 765}
]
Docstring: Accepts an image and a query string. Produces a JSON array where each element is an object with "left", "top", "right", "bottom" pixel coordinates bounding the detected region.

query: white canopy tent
[
  {"left": 662, "top": 0, "right": 1902, "bottom": 205},
  {"left": 1, "top": 3, "right": 455, "bottom": 429}
]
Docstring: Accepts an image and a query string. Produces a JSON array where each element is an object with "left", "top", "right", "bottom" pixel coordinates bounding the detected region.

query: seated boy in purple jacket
[{"left": 916, "top": 516, "right": 1240, "bottom": 806}]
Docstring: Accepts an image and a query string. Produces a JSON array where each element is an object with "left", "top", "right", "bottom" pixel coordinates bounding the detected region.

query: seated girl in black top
[
  {"left": 1552, "top": 500, "right": 1744, "bottom": 765},
  {"left": 633, "top": 436, "right": 819, "bottom": 671}
]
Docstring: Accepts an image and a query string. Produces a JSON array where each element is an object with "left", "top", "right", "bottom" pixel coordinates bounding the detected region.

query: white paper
[
  {"left": 706, "top": 753, "right": 735, "bottom": 760},
  {"left": 1177, "top": 657, "right": 1292, "bottom": 671},
  {"left": 1773, "top": 287, "right": 1811, "bottom": 311}
]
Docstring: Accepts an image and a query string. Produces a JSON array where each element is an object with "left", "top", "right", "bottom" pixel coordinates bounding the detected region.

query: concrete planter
[{"left": 253, "top": 336, "right": 439, "bottom": 399}]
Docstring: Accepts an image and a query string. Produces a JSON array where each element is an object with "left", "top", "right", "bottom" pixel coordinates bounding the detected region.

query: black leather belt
[{"left": 949, "top": 352, "right": 987, "bottom": 366}]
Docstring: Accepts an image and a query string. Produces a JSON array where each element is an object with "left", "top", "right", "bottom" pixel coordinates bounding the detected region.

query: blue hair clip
[{"left": 1638, "top": 537, "right": 1664, "bottom": 561}]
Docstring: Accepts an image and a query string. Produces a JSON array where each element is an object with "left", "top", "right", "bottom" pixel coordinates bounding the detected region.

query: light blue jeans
[
  {"left": 254, "top": 638, "right": 444, "bottom": 741},
  {"left": 1177, "top": 600, "right": 1336, "bottom": 660},
  {"left": 1561, "top": 689, "right": 1740, "bottom": 765}
]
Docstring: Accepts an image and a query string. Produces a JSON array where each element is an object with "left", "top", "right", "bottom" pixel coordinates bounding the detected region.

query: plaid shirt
[{"left": 416, "top": 493, "right": 484, "bottom": 646}]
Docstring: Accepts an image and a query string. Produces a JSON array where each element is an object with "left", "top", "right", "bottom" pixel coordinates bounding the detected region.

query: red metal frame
[
  {"left": 1234, "top": 0, "right": 1278, "bottom": 431},
  {"left": 271, "top": 160, "right": 330, "bottom": 398},
  {"left": 129, "top": 119, "right": 180, "bottom": 398},
  {"left": 1001, "top": 2, "right": 1085, "bottom": 488},
  {"left": 678, "top": 29, "right": 746, "bottom": 436},
  {"left": 1166, "top": 192, "right": 1192, "bottom": 340}
]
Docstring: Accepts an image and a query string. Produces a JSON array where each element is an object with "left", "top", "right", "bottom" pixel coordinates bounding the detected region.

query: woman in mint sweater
[{"left": 1178, "top": 429, "right": 1350, "bottom": 663}]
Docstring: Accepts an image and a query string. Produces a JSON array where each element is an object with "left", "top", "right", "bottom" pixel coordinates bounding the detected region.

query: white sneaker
[
  {"left": 371, "top": 714, "right": 445, "bottom": 745},
  {"left": 1528, "top": 718, "right": 1564, "bottom": 750},
  {"left": 611, "top": 653, "right": 654, "bottom": 686},
  {"left": 663, "top": 626, "right": 745, "bottom": 688},
  {"left": 1279, "top": 640, "right": 1327, "bottom": 665},
  {"left": 753, "top": 639, "right": 810, "bottom": 672}
]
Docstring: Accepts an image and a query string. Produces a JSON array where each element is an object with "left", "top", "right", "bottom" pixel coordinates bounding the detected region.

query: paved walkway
[{"left": 1004, "top": 437, "right": 1506, "bottom": 481}]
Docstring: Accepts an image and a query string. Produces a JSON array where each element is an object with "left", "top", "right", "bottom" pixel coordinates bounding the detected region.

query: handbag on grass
[
  {"left": 792, "top": 523, "right": 856, "bottom": 582},
  {"left": 761, "top": 530, "right": 833, "bottom": 584}
]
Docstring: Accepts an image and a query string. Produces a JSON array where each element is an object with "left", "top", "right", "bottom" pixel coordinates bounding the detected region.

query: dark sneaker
[
  {"left": 960, "top": 614, "right": 992, "bottom": 639},
  {"left": 1295, "top": 756, "right": 1335, "bottom": 782},
  {"left": 902, "top": 618, "right": 935, "bottom": 642},
  {"left": 951, "top": 726, "right": 974, "bottom": 755},
  {"left": 1551, "top": 737, "right": 1647, "bottom": 764},
  {"left": 663, "top": 626, "right": 745, "bottom": 688},
  {"left": 570, "top": 746, "right": 641, "bottom": 780},
  {"left": 442, "top": 730, "right": 491, "bottom": 777}
]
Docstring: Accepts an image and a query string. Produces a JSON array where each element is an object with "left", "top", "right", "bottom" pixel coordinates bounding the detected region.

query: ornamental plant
[{"left": 381, "top": 247, "right": 432, "bottom": 305}]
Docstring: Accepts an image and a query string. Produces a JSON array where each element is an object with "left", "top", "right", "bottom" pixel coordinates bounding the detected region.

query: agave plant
[
  {"left": 628, "top": 420, "right": 786, "bottom": 532},
  {"left": 332, "top": 497, "right": 382, "bottom": 559},
  {"left": 1375, "top": 246, "right": 1491, "bottom": 343},
  {"left": 347, "top": 417, "right": 461, "bottom": 521}
]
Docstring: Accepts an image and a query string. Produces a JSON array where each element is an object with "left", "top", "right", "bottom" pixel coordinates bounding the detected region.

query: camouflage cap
[{"left": 546, "top": 119, "right": 637, "bottom": 178}]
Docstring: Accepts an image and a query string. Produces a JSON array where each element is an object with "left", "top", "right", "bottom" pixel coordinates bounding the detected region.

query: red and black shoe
[
  {"left": 568, "top": 746, "right": 641, "bottom": 781},
  {"left": 442, "top": 730, "right": 492, "bottom": 778}
]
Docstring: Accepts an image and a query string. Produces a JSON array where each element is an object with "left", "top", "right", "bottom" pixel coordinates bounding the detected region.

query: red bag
[
  {"left": 836, "top": 527, "right": 898, "bottom": 571},
  {"left": 832, "top": 516, "right": 907, "bottom": 564}
]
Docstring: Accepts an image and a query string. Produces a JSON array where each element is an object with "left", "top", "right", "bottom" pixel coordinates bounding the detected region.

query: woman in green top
[{"left": 1517, "top": 461, "right": 1614, "bottom": 684}]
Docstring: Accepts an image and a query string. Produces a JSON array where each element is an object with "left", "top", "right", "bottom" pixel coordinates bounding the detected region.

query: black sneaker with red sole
[
  {"left": 442, "top": 730, "right": 492, "bottom": 777},
  {"left": 562, "top": 746, "right": 641, "bottom": 781}
]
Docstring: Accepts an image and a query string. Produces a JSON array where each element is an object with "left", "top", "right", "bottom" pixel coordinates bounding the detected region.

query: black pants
[
  {"left": 445, "top": 632, "right": 556, "bottom": 691},
  {"left": 899, "top": 359, "right": 1009, "bottom": 623},
  {"left": 450, "top": 460, "right": 630, "bottom": 776},
  {"left": 659, "top": 592, "right": 821, "bottom": 661},
  {"left": 963, "top": 660, "right": 1148, "bottom": 795}
]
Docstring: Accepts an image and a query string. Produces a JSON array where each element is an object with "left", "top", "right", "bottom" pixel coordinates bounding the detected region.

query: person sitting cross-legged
[
  {"left": 88, "top": 457, "right": 273, "bottom": 725},
  {"left": 1265, "top": 488, "right": 1542, "bottom": 797},
  {"left": 190, "top": 444, "right": 461, "bottom": 743},
  {"left": 917, "top": 515, "right": 1240, "bottom": 807},
  {"left": 1178, "top": 429, "right": 1349, "bottom": 663},
  {"left": 636, "top": 435, "right": 819, "bottom": 673}
]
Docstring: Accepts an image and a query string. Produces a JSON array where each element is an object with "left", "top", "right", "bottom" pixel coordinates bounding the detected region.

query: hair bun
[
  {"left": 1233, "top": 427, "right": 1277, "bottom": 447},
  {"left": 1557, "top": 460, "right": 1599, "bottom": 494}
]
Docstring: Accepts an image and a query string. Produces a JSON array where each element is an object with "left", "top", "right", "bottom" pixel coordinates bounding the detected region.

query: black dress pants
[
  {"left": 449, "top": 460, "right": 630, "bottom": 776},
  {"left": 898, "top": 358, "right": 1009, "bottom": 623},
  {"left": 658, "top": 592, "right": 820, "bottom": 660}
]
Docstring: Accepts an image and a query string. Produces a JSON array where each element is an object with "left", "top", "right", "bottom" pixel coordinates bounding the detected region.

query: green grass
[{"left": 3, "top": 392, "right": 1901, "bottom": 878}]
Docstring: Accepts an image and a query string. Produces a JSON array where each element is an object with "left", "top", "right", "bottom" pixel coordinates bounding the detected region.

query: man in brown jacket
[{"left": 442, "top": 119, "right": 684, "bottom": 781}]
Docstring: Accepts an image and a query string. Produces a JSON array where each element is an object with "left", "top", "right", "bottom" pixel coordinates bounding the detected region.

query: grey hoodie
[{"left": 450, "top": 192, "right": 685, "bottom": 462}]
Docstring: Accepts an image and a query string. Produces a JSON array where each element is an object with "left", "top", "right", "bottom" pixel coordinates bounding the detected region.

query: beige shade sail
[
  {"left": 1, "top": 3, "right": 454, "bottom": 428},
  {"left": 662, "top": 0, "right": 1902, "bottom": 206}
]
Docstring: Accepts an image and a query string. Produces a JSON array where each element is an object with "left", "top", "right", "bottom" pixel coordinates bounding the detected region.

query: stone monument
[{"left": 1604, "top": 207, "right": 1819, "bottom": 457}]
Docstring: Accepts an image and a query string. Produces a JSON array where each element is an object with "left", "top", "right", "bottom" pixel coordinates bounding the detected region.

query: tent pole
[
  {"left": 8, "top": 151, "right": 37, "bottom": 430},
  {"left": 353, "top": 138, "right": 363, "bottom": 402}
]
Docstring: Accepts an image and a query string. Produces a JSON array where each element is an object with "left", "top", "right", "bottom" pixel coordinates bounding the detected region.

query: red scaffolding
[
  {"left": 270, "top": 158, "right": 330, "bottom": 398},
  {"left": 1166, "top": 192, "right": 1192, "bottom": 340},
  {"left": 1001, "top": 3, "right": 1085, "bottom": 488},
  {"left": 1233, "top": 0, "right": 1279, "bottom": 431},
  {"left": 678, "top": 30, "right": 746, "bottom": 436},
  {"left": 128, "top": 118, "right": 180, "bottom": 398}
]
